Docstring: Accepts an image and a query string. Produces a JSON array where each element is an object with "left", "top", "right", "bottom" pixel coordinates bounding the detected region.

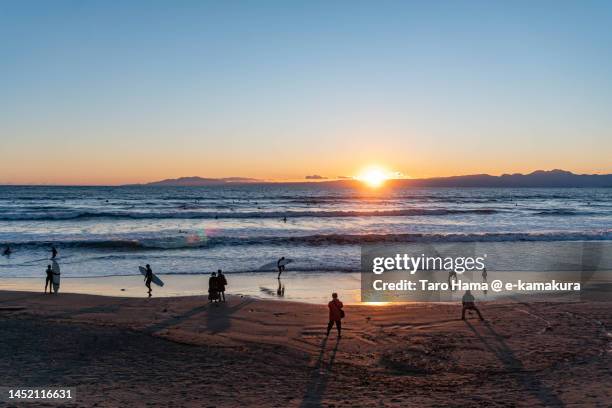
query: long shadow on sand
[
  {"left": 0, "top": 293, "right": 42, "bottom": 305},
  {"left": 206, "top": 298, "right": 255, "bottom": 334},
  {"left": 144, "top": 297, "right": 255, "bottom": 335},
  {"left": 299, "top": 336, "right": 340, "bottom": 408},
  {"left": 144, "top": 303, "right": 209, "bottom": 335},
  {"left": 465, "top": 320, "right": 564, "bottom": 407},
  {"left": 51, "top": 303, "right": 125, "bottom": 319}
]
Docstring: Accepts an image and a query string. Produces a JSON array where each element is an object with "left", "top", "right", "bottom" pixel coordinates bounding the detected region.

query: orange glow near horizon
[{"left": 0, "top": 151, "right": 610, "bottom": 186}]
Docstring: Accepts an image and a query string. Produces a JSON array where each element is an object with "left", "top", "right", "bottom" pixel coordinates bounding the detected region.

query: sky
[{"left": 1, "top": 1, "right": 611, "bottom": 185}]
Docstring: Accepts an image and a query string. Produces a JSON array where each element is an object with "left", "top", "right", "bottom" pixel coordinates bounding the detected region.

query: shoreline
[{"left": 0, "top": 272, "right": 363, "bottom": 304}]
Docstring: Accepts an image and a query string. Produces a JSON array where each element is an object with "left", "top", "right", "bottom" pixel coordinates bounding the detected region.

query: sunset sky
[{"left": 1, "top": 1, "right": 611, "bottom": 185}]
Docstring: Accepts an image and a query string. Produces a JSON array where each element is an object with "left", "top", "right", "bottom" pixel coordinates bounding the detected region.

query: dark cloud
[{"left": 305, "top": 174, "right": 328, "bottom": 180}]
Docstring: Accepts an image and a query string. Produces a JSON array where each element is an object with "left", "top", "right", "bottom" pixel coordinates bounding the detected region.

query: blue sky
[{"left": 1, "top": 1, "right": 611, "bottom": 184}]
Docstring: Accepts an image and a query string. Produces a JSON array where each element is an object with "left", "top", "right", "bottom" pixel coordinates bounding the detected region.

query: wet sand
[
  {"left": 0, "top": 271, "right": 362, "bottom": 304},
  {"left": 0, "top": 290, "right": 610, "bottom": 407}
]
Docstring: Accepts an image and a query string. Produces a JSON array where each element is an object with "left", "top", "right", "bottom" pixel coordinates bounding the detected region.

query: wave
[
  {"left": 4, "top": 230, "right": 611, "bottom": 251},
  {"left": 0, "top": 208, "right": 502, "bottom": 221},
  {"left": 3, "top": 265, "right": 362, "bottom": 278},
  {"left": 533, "top": 209, "right": 600, "bottom": 216}
]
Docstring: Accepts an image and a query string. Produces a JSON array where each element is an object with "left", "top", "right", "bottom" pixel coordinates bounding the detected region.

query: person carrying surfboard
[
  {"left": 44, "top": 265, "right": 53, "bottom": 294},
  {"left": 277, "top": 257, "right": 286, "bottom": 278},
  {"left": 144, "top": 264, "right": 153, "bottom": 297}
]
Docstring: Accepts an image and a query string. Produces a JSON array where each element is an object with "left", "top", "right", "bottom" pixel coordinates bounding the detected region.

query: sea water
[{"left": 0, "top": 185, "right": 610, "bottom": 282}]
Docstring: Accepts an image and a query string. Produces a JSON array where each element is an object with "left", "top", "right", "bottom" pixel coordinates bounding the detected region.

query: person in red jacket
[{"left": 326, "top": 292, "right": 344, "bottom": 338}]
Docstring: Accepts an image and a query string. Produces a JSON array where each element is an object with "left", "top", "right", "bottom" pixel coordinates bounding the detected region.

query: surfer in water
[
  {"left": 51, "top": 246, "right": 58, "bottom": 259},
  {"left": 44, "top": 265, "right": 53, "bottom": 293},
  {"left": 217, "top": 269, "right": 228, "bottom": 302},
  {"left": 2, "top": 246, "right": 11, "bottom": 256},
  {"left": 144, "top": 264, "right": 153, "bottom": 297},
  {"left": 277, "top": 257, "right": 286, "bottom": 279}
]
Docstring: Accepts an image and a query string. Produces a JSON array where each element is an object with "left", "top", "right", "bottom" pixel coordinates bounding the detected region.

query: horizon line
[{"left": 2, "top": 169, "right": 612, "bottom": 187}]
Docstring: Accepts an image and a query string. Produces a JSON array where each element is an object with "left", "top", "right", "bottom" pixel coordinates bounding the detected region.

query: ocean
[{"left": 1, "top": 185, "right": 611, "bottom": 280}]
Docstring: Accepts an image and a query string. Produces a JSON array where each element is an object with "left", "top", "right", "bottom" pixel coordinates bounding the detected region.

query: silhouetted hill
[
  {"left": 137, "top": 170, "right": 612, "bottom": 187},
  {"left": 390, "top": 170, "right": 612, "bottom": 187},
  {"left": 325, "top": 170, "right": 612, "bottom": 188},
  {"left": 400, "top": 170, "right": 612, "bottom": 187},
  {"left": 143, "top": 177, "right": 260, "bottom": 186}
]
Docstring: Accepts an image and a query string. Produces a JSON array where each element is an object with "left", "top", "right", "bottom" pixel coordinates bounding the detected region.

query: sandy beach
[{"left": 1, "top": 290, "right": 610, "bottom": 407}]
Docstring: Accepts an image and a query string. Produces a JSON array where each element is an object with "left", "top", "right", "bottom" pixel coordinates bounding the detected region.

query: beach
[
  {"left": 1, "top": 186, "right": 611, "bottom": 406},
  {"left": 1, "top": 290, "right": 610, "bottom": 407}
]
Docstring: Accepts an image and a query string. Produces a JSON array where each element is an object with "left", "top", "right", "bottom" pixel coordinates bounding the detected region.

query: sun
[{"left": 357, "top": 167, "right": 389, "bottom": 187}]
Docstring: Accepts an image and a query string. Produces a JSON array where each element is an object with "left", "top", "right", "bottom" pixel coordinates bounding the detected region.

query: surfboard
[
  {"left": 139, "top": 266, "right": 165, "bottom": 287},
  {"left": 52, "top": 260, "right": 61, "bottom": 293},
  {"left": 257, "top": 258, "right": 293, "bottom": 271},
  {"left": 279, "top": 258, "right": 292, "bottom": 267}
]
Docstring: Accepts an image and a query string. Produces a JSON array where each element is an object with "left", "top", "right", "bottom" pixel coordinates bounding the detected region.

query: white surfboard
[
  {"left": 139, "top": 266, "right": 165, "bottom": 287},
  {"left": 52, "top": 260, "right": 61, "bottom": 293},
  {"left": 257, "top": 258, "right": 293, "bottom": 271}
]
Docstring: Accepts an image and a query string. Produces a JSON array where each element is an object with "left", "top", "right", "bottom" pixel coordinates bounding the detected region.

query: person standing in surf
[
  {"left": 277, "top": 257, "right": 286, "bottom": 279},
  {"left": 326, "top": 293, "right": 344, "bottom": 338},
  {"left": 51, "top": 246, "right": 58, "bottom": 259},
  {"left": 217, "top": 269, "right": 227, "bottom": 302},
  {"left": 3, "top": 246, "right": 11, "bottom": 256},
  {"left": 144, "top": 264, "right": 153, "bottom": 297},
  {"left": 44, "top": 265, "right": 53, "bottom": 294}
]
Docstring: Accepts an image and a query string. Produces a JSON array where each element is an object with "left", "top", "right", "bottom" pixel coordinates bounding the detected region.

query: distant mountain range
[
  {"left": 138, "top": 170, "right": 612, "bottom": 187},
  {"left": 142, "top": 176, "right": 261, "bottom": 186},
  {"left": 387, "top": 170, "right": 612, "bottom": 188}
]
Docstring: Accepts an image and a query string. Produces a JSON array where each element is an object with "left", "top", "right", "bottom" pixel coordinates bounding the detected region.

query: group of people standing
[
  {"left": 4, "top": 245, "right": 60, "bottom": 294},
  {"left": 208, "top": 269, "right": 228, "bottom": 303}
]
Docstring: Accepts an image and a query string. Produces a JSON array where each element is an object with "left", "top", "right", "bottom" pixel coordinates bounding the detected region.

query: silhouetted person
[
  {"left": 44, "top": 265, "right": 53, "bottom": 293},
  {"left": 2, "top": 246, "right": 11, "bottom": 256},
  {"left": 144, "top": 264, "right": 153, "bottom": 297},
  {"left": 217, "top": 269, "right": 227, "bottom": 302},
  {"left": 208, "top": 272, "right": 219, "bottom": 303},
  {"left": 461, "top": 290, "right": 484, "bottom": 321},
  {"left": 326, "top": 293, "right": 344, "bottom": 338},
  {"left": 482, "top": 268, "right": 488, "bottom": 282},
  {"left": 282, "top": 216, "right": 287, "bottom": 223},
  {"left": 277, "top": 257, "right": 286, "bottom": 278},
  {"left": 51, "top": 246, "right": 58, "bottom": 259},
  {"left": 448, "top": 270, "right": 457, "bottom": 289}
]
